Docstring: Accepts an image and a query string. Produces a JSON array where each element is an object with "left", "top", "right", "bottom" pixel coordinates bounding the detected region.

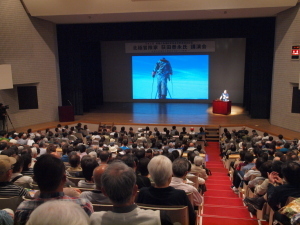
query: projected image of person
[
  {"left": 152, "top": 58, "right": 173, "bottom": 99},
  {"left": 220, "top": 90, "right": 229, "bottom": 101}
]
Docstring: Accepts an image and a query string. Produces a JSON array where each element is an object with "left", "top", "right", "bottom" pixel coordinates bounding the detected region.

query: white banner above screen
[{"left": 125, "top": 41, "right": 215, "bottom": 53}]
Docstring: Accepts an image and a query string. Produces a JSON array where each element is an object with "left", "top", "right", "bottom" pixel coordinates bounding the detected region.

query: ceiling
[{"left": 21, "top": 0, "right": 300, "bottom": 24}]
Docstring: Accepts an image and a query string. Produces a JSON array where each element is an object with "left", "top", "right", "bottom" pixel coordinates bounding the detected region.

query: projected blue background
[{"left": 132, "top": 55, "right": 209, "bottom": 99}]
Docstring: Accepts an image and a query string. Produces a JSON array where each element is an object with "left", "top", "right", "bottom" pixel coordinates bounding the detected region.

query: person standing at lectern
[
  {"left": 220, "top": 90, "right": 229, "bottom": 101},
  {"left": 152, "top": 58, "right": 173, "bottom": 99}
]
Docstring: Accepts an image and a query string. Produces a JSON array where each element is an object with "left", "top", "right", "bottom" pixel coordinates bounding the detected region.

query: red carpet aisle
[{"left": 200, "top": 142, "right": 266, "bottom": 225}]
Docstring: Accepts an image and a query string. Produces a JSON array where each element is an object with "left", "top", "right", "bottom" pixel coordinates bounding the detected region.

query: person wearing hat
[
  {"left": 0, "top": 155, "right": 30, "bottom": 198},
  {"left": 189, "top": 127, "right": 196, "bottom": 135}
]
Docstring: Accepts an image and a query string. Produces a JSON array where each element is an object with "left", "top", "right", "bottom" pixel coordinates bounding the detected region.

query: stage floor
[{"left": 14, "top": 103, "right": 300, "bottom": 139}]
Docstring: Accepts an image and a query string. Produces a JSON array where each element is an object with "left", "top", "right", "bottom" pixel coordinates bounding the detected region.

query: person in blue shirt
[
  {"left": 152, "top": 58, "right": 173, "bottom": 99},
  {"left": 220, "top": 90, "right": 229, "bottom": 101}
]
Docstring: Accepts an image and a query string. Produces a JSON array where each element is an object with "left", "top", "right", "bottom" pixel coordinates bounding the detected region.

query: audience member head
[
  {"left": 77, "top": 145, "right": 86, "bottom": 154},
  {"left": 187, "top": 152, "right": 196, "bottom": 164},
  {"left": 21, "top": 153, "right": 32, "bottom": 172},
  {"left": 258, "top": 160, "right": 273, "bottom": 178},
  {"left": 166, "top": 153, "right": 175, "bottom": 162},
  {"left": 172, "top": 158, "right": 189, "bottom": 178},
  {"left": 34, "top": 154, "right": 66, "bottom": 192},
  {"left": 272, "top": 160, "right": 283, "bottom": 178},
  {"left": 26, "top": 201, "right": 89, "bottom": 225},
  {"left": 148, "top": 155, "right": 172, "bottom": 188},
  {"left": 93, "top": 164, "right": 108, "bottom": 190},
  {"left": 171, "top": 150, "right": 179, "bottom": 160},
  {"left": 81, "top": 156, "right": 99, "bottom": 182},
  {"left": 120, "top": 155, "right": 136, "bottom": 169},
  {"left": 254, "top": 157, "right": 265, "bottom": 171},
  {"left": 101, "top": 161, "right": 137, "bottom": 206},
  {"left": 0, "top": 155, "right": 16, "bottom": 182},
  {"left": 281, "top": 162, "right": 300, "bottom": 186},
  {"left": 137, "top": 157, "right": 150, "bottom": 176},
  {"left": 136, "top": 149, "right": 145, "bottom": 160},
  {"left": 46, "top": 144, "right": 57, "bottom": 154},
  {"left": 69, "top": 154, "right": 81, "bottom": 168},
  {"left": 244, "top": 152, "right": 254, "bottom": 164},
  {"left": 99, "top": 151, "right": 110, "bottom": 163},
  {"left": 194, "top": 156, "right": 204, "bottom": 166},
  {"left": 12, "top": 155, "right": 24, "bottom": 173}
]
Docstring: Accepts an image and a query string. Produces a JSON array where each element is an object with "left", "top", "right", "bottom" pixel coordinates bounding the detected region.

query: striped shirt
[
  {"left": 15, "top": 192, "right": 93, "bottom": 225},
  {"left": 21, "top": 168, "right": 34, "bottom": 176},
  {"left": 0, "top": 182, "right": 30, "bottom": 198}
]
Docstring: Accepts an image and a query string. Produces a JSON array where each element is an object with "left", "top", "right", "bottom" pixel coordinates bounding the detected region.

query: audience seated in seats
[
  {"left": 244, "top": 160, "right": 300, "bottom": 223},
  {"left": 232, "top": 152, "right": 255, "bottom": 194},
  {"left": 120, "top": 140, "right": 130, "bottom": 151},
  {"left": 136, "top": 155, "right": 196, "bottom": 225},
  {"left": 137, "top": 157, "right": 151, "bottom": 178},
  {"left": 187, "top": 143, "right": 196, "bottom": 152},
  {"left": 77, "top": 145, "right": 87, "bottom": 159},
  {"left": 191, "top": 156, "right": 208, "bottom": 183},
  {"left": 26, "top": 201, "right": 89, "bottom": 225},
  {"left": 121, "top": 155, "right": 151, "bottom": 189},
  {"left": 135, "top": 149, "right": 146, "bottom": 160},
  {"left": 78, "top": 155, "right": 98, "bottom": 189},
  {"left": 61, "top": 144, "right": 71, "bottom": 162},
  {"left": 66, "top": 153, "right": 82, "bottom": 177},
  {"left": 20, "top": 153, "right": 34, "bottom": 176},
  {"left": 145, "top": 149, "right": 153, "bottom": 159},
  {"left": 248, "top": 160, "right": 272, "bottom": 191},
  {"left": 280, "top": 143, "right": 291, "bottom": 154},
  {"left": 243, "top": 157, "right": 264, "bottom": 182},
  {"left": 46, "top": 144, "right": 60, "bottom": 158},
  {"left": 10, "top": 155, "right": 33, "bottom": 188},
  {"left": 170, "top": 158, "right": 203, "bottom": 206},
  {"left": 15, "top": 154, "right": 93, "bottom": 225},
  {"left": 0, "top": 155, "right": 30, "bottom": 198},
  {"left": 99, "top": 150, "right": 110, "bottom": 165},
  {"left": 90, "top": 161, "right": 169, "bottom": 225},
  {"left": 80, "top": 164, "right": 111, "bottom": 204},
  {"left": 170, "top": 126, "right": 177, "bottom": 136}
]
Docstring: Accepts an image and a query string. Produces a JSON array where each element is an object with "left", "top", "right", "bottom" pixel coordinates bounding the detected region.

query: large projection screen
[
  {"left": 132, "top": 55, "right": 209, "bottom": 99},
  {"left": 101, "top": 38, "right": 245, "bottom": 103}
]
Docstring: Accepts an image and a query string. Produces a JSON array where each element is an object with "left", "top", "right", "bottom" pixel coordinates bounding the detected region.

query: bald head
[
  {"left": 93, "top": 164, "right": 108, "bottom": 190},
  {"left": 189, "top": 143, "right": 194, "bottom": 147}
]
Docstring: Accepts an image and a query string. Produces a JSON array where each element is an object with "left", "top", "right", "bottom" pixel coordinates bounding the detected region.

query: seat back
[
  {"left": 137, "top": 204, "right": 189, "bottom": 225},
  {"left": 186, "top": 192, "right": 194, "bottom": 207},
  {"left": 77, "top": 187, "right": 94, "bottom": 193},
  {"left": 0, "top": 196, "right": 24, "bottom": 211},
  {"left": 187, "top": 174, "right": 198, "bottom": 189},
  {"left": 74, "top": 133, "right": 84, "bottom": 139},
  {"left": 67, "top": 176, "right": 84, "bottom": 187},
  {"left": 92, "top": 203, "right": 114, "bottom": 212}
]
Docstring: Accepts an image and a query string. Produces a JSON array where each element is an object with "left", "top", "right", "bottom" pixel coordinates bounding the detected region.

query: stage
[{"left": 13, "top": 103, "right": 300, "bottom": 139}]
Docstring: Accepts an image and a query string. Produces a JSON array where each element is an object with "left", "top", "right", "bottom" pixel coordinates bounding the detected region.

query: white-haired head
[
  {"left": 26, "top": 200, "right": 89, "bottom": 225},
  {"left": 148, "top": 155, "right": 172, "bottom": 187},
  {"left": 194, "top": 156, "right": 204, "bottom": 166}
]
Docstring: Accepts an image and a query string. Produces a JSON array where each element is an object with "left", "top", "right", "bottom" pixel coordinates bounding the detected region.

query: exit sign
[{"left": 292, "top": 45, "right": 300, "bottom": 60}]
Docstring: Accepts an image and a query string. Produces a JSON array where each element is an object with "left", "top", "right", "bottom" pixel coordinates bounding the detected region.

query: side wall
[
  {"left": 0, "top": 0, "right": 61, "bottom": 129},
  {"left": 271, "top": 4, "right": 300, "bottom": 132}
]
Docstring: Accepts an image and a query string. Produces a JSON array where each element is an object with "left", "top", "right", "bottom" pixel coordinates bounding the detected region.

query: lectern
[{"left": 212, "top": 100, "right": 231, "bottom": 115}]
